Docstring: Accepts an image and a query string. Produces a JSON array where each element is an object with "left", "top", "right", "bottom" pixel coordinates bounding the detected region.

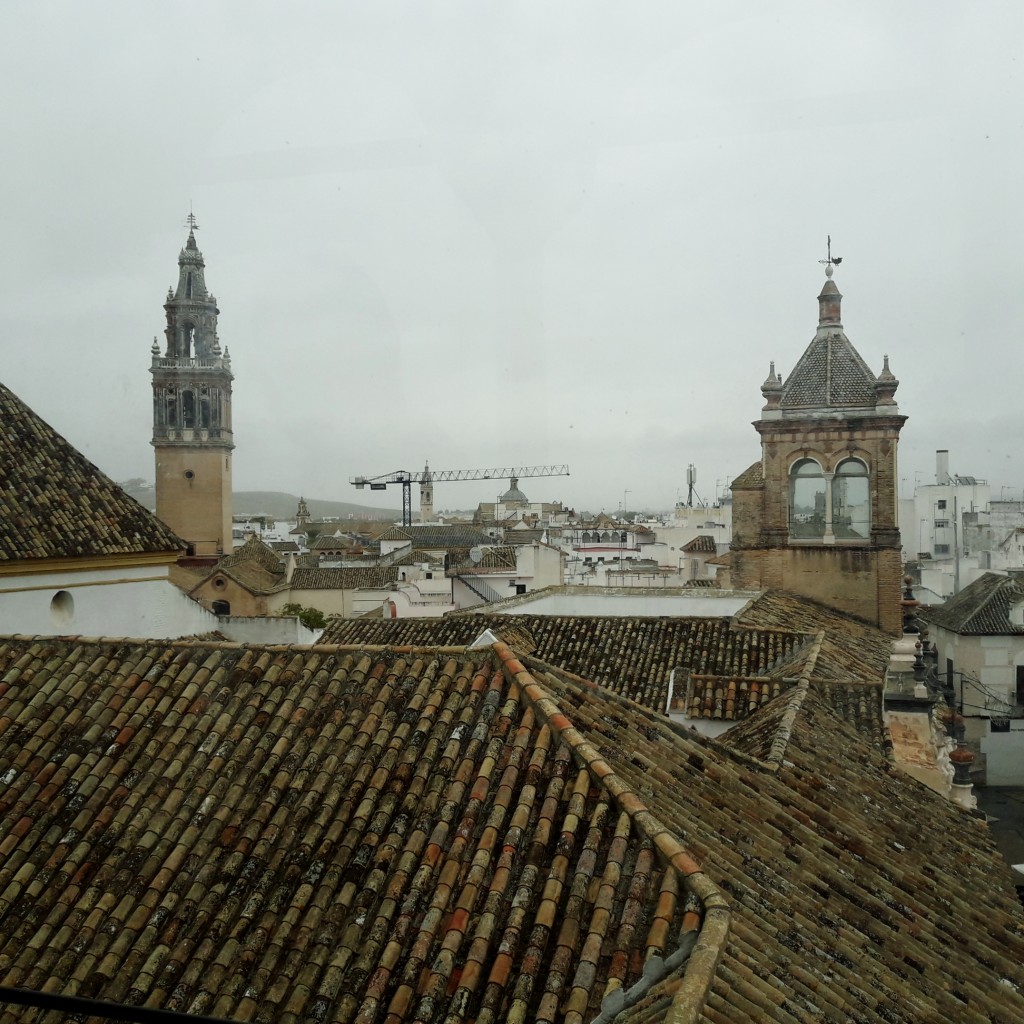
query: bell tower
[
  {"left": 730, "top": 247, "right": 907, "bottom": 634},
  {"left": 150, "top": 216, "right": 234, "bottom": 555}
]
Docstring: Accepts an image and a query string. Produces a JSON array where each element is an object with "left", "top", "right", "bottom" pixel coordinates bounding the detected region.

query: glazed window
[
  {"left": 832, "top": 459, "right": 870, "bottom": 540},
  {"left": 789, "top": 459, "right": 826, "bottom": 538}
]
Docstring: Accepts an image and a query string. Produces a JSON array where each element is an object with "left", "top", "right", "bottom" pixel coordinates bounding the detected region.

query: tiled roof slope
[
  {"left": 681, "top": 535, "right": 717, "bottom": 554},
  {"left": 729, "top": 461, "right": 763, "bottom": 489},
  {"left": 219, "top": 535, "right": 284, "bottom": 574},
  {"left": 0, "top": 380, "right": 184, "bottom": 562},
  {"left": 736, "top": 590, "right": 893, "bottom": 683},
  {"left": 0, "top": 636, "right": 712, "bottom": 1024},
  {"left": 780, "top": 329, "right": 878, "bottom": 409},
  {"left": 378, "top": 525, "right": 493, "bottom": 549},
  {"left": 318, "top": 614, "right": 811, "bottom": 712},
  {"left": 452, "top": 546, "right": 518, "bottom": 572},
  {"left": 290, "top": 566, "right": 400, "bottom": 590},
  {"left": 922, "top": 572, "right": 1024, "bottom": 635},
  {"left": 1, "top": 636, "right": 1023, "bottom": 1024}
]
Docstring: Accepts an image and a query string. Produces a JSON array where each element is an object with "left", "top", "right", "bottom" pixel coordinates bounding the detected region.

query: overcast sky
[{"left": 3, "top": 2, "right": 1022, "bottom": 513}]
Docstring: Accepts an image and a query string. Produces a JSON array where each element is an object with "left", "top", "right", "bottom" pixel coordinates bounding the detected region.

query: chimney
[
  {"left": 285, "top": 551, "right": 296, "bottom": 584},
  {"left": 936, "top": 450, "right": 950, "bottom": 485}
]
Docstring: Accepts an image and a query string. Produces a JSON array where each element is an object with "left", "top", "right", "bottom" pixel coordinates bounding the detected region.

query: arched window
[
  {"left": 789, "top": 459, "right": 826, "bottom": 538},
  {"left": 182, "top": 390, "right": 196, "bottom": 428},
  {"left": 832, "top": 459, "right": 870, "bottom": 539}
]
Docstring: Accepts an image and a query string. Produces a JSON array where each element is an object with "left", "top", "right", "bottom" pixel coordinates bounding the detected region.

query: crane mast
[{"left": 351, "top": 464, "right": 570, "bottom": 526}]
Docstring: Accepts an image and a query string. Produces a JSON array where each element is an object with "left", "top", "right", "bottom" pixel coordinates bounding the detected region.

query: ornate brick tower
[
  {"left": 730, "top": 257, "right": 906, "bottom": 634},
  {"left": 150, "top": 218, "right": 234, "bottom": 556}
]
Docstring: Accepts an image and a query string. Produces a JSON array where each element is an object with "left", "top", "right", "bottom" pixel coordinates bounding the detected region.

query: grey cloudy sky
[{"left": 3, "top": 1, "right": 1022, "bottom": 513}]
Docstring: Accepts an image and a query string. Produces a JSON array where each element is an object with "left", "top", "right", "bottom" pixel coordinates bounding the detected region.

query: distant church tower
[
  {"left": 419, "top": 463, "right": 434, "bottom": 522},
  {"left": 150, "top": 218, "right": 234, "bottom": 555},
  {"left": 730, "top": 256, "right": 906, "bottom": 634}
]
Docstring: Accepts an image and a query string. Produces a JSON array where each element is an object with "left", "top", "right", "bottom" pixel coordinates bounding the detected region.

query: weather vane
[
  {"left": 185, "top": 204, "right": 199, "bottom": 232},
  {"left": 818, "top": 235, "right": 842, "bottom": 277}
]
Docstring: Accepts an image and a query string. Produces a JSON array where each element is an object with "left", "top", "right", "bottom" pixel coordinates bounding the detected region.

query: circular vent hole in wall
[{"left": 50, "top": 590, "right": 74, "bottom": 627}]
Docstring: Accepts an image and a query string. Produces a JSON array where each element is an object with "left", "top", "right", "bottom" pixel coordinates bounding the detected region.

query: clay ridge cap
[
  {"left": 764, "top": 630, "right": 824, "bottom": 769},
  {"left": 492, "top": 640, "right": 730, "bottom": 1024}
]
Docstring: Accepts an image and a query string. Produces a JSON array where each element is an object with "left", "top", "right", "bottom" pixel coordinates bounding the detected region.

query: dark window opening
[
  {"left": 182, "top": 391, "right": 195, "bottom": 428},
  {"left": 186, "top": 272, "right": 193, "bottom": 298},
  {"left": 212, "top": 599, "right": 230, "bottom": 616}
]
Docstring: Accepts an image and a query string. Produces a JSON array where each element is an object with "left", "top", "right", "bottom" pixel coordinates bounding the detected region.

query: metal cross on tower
[{"left": 185, "top": 206, "right": 199, "bottom": 232}]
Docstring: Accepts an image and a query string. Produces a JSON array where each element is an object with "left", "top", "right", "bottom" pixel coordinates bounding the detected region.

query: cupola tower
[
  {"left": 730, "top": 249, "right": 906, "bottom": 634},
  {"left": 150, "top": 217, "right": 234, "bottom": 555}
]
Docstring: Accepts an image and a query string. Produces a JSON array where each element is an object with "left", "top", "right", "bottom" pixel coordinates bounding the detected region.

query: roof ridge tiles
[{"left": 490, "top": 639, "right": 732, "bottom": 1020}]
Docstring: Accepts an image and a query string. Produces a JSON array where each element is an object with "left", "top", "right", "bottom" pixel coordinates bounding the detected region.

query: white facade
[
  {"left": 899, "top": 450, "right": 990, "bottom": 598},
  {"left": 0, "top": 562, "right": 219, "bottom": 638},
  {"left": 929, "top": 624, "right": 1024, "bottom": 720}
]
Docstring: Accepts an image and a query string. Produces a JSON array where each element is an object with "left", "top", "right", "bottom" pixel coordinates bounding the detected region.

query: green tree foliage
[{"left": 280, "top": 602, "right": 327, "bottom": 631}]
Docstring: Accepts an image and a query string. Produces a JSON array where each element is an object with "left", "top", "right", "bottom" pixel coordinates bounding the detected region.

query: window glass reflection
[{"left": 790, "top": 459, "right": 825, "bottom": 538}]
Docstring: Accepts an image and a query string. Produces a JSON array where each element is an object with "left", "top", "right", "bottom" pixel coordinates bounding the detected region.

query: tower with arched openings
[
  {"left": 150, "top": 219, "right": 234, "bottom": 556},
  {"left": 730, "top": 262, "right": 906, "bottom": 634}
]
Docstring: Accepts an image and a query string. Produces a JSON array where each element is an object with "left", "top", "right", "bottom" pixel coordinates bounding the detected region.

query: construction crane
[{"left": 351, "top": 463, "right": 570, "bottom": 526}]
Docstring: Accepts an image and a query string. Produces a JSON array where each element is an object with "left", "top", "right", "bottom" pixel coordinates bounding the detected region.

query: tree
[{"left": 281, "top": 602, "right": 327, "bottom": 631}]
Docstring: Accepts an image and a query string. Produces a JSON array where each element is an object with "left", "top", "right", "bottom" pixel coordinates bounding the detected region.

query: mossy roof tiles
[
  {"left": 378, "top": 525, "right": 493, "bottom": 549},
  {"left": 290, "top": 566, "right": 401, "bottom": 590},
  {"left": 0, "top": 635, "right": 1021, "bottom": 1023},
  {"left": 219, "top": 535, "right": 283, "bottom": 573},
  {"left": 735, "top": 590, "right": 893, "bottom": 684},
  {"left": 922, "top": 572, "right": 1024, "bottom": 635},
  {"left": 0, "top": 381, "right": 184, "bottom": 562},
  {"left": 317, "top": 613, "right": 812, "bottom": 712}
]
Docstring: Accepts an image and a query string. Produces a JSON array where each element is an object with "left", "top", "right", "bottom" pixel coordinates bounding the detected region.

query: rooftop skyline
[{"left": 3, "top": 2, "right": 1022, "bottom": 510}]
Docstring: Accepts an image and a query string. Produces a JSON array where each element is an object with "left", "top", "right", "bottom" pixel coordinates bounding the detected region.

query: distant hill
[{"left": 117, "top": 480, "right": 399, "bottom": 522}]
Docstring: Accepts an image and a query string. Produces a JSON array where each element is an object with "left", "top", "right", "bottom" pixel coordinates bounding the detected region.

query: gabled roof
[
  {"left": 452, "top": 545, "right": 518, "bottom": 572},
  {"left": 735, "top": 589, "right": 894, "bottom": 684},
  {"left": 1, "top": 634, "right": 1022, "bottom": 1023},
  {"left": 0, "top": 380, "right": 184, "bottom": 562},
  {"left": 922, "top": 571, "right": 1024, "bottom": 635},
  {"left": 681, "top": 534, "right": 717, "bottom": 553},
  {"left": 219, "top": 534, "right": 283, "bottom": 573}
]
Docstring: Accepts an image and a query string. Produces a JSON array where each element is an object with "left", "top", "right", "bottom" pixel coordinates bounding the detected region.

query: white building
[
  {"left": 899, "top": 450, "right": 990, "bottom": 599},
  {"left": 0, "top": 380, "right": 225, "bottom": 639}
]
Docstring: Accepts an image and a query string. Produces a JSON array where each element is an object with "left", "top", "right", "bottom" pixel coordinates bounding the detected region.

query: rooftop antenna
[{"left": 818, "top": 235, "right": 843, "bottom": 277}]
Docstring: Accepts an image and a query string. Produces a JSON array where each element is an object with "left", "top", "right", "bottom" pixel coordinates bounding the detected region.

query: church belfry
[
  {"left": 150, "top": 217, "right": 234, "bottom": 555},
  {"left": 730, "top": 251, "right": 906, "bottom": 634}
]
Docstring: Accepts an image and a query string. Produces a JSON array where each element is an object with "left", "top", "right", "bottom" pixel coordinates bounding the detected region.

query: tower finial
[
  {"left": 185, "top": 203, "right": 199, "bottom": 233},
  {"left": 818, "top": 235, "right": 843, "bottom": 278}
]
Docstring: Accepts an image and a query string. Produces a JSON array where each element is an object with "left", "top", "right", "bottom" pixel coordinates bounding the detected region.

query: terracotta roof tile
[
  {"left": 681, "top": 535, "right": 717, "bottom": 554},
  {"left": 290, "top": 566, "right": 400, "bottom": 590},
  {"left": 0, "top": 635, "right": 1021, "bottom": 1022},
  {"left": 0, "top": 381, "right": 184, "bottom": 561},
  {"left": 922, "top": 572, "right": 1024, "bottom": 635},
  {"left": 378, "top": 525, "right": 492, "bottom": 549},
  {"left": 318, "top": 613, "right": 811, "bottom": 713}
]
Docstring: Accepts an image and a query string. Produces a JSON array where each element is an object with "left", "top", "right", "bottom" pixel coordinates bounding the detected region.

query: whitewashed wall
[{"left": 0, "top": 565, "right": 217, "bottom": 638}]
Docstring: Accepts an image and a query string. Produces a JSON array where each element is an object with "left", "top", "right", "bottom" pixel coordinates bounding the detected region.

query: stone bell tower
[
  {"left": 730, "top": 250, "right": 906, "bottom": 634},
  {"left": 150, "top": 216, "right": 234, "bottom": 556}
]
